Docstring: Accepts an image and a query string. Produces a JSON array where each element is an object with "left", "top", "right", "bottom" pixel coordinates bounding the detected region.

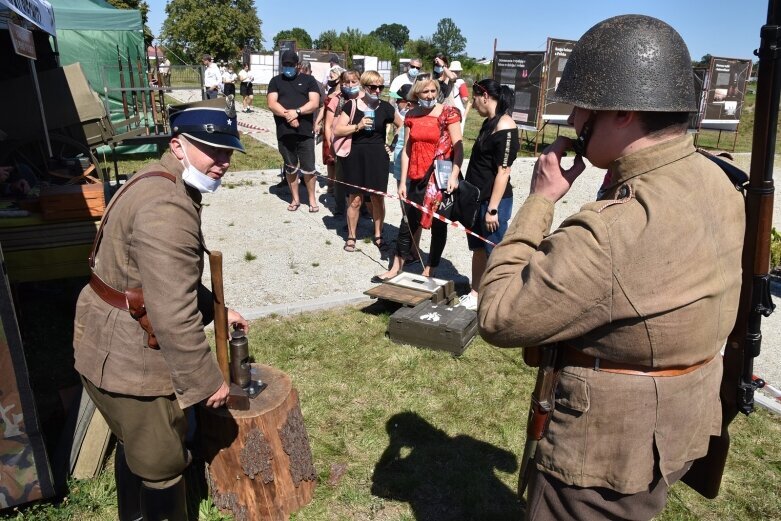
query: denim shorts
[
  {"left": 466, "top": 196, "right": 513, "bottom": 254},
  {"left": 278, "top": 135, "right": 316, "bottom": 174}
]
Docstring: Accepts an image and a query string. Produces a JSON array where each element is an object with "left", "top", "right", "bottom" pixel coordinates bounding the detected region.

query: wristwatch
[
  {"left": 295, "top": 108, "right": 301, "bottom": 115},
  {"left": 488, "top": 208, "right": 498, "bottom": 216}
]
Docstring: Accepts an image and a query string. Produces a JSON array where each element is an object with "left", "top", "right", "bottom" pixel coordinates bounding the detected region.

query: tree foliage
[
  {"left": 431, "top": 18, "right": 466, "bottom": 59},
  {"left": 272, "top": 28, "right": 313, "bottom": 50},
  {"left": 312, "top": 28, "right": 395, "bottom": 64},
  {"left": 161, "top": 0, "right": 263, "bottom": 63},
  {"left": 106, "top": 0, "right": 153, "bottom": 47},
  {"left": 370, "top": 23, "right": 409, "bottom": 53},
  {"left": 404, "top": 38, "right": 437, "bottom": 66}
]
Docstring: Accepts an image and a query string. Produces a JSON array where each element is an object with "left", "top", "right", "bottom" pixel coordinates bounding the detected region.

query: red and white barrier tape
[
  {"left": 238, "top": 121, "right": 270, "bottom": 134},
  {"left": 311, "top": 171, "right": 496, "bottom": 247}
]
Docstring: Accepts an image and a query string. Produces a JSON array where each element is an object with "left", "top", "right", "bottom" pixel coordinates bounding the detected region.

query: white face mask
[
  {"left": 179, "top": 141, "right": 222, "bottom": 193},
  {"left": 418, "top": 98, "right": 437, "bottom": 109}
]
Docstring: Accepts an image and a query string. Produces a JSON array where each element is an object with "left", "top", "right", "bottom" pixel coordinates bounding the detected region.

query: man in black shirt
[{"left": 267, "top": 50, "right": 322, "bottom": 212}]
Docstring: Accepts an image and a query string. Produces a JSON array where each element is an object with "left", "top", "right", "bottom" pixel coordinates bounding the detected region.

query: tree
[
  {"left": 371, "top": 23, "right": 409, "bottom": 53},
  {"left": 314, "top": 30, "right": 339, "bottom": 51},
  {"left": 272, "top": 28, "right": 312, "bottom": 50},
  {"left": 431, "top": 18, "right": 466, "bottom": 59},
  {"left": 106, "top": 0, "right": 153, "bottom": 47},
  {"left": 161, "top": 0, "right": 263, "bottom": 63},
  {"left": 404, "top": 38, "right": 437, "bottom": 65},
  {"left": 697, "top": 54, "right": 713, "bottom": 67}
]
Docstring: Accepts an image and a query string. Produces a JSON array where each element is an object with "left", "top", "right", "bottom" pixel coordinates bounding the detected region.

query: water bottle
[{"left": 363, "top": 108, "right": 375, "bottom": 131}]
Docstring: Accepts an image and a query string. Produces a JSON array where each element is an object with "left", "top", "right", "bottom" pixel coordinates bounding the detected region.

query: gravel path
[{"left": 173, "top": 90, "right": 781, "bottom": 396}]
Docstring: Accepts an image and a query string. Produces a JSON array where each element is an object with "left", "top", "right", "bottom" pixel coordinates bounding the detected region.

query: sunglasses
[
  {"left": 366, "top": 85, "right": 385, "bottom": 91},
  {"left": 473, "top": 83, "right": 488, "bottom": 96}
]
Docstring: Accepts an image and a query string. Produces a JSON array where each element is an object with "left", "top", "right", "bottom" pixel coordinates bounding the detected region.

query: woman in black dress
[
  {"left": 333, "top": 71, "right": 403, "bottom": 252},
  {"left": 459, "top": 79, "right": 519, "bottom": 310}
]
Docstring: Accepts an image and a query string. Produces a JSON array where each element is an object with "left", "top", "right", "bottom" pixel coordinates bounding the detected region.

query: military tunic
[
  {"left": 74, "top": 152, "right": 223, "bottom": 410},
  {"left": 478, "top": 135, "right": 745, "bottom": 493}
]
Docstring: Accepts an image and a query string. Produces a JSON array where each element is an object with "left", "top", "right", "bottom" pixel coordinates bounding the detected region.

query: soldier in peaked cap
[
  {"left": 73, "top": 98, "right": 249, "bottom": 521},
  {"left": 478, "top": 15, "right": 745, "bottom": 520}
]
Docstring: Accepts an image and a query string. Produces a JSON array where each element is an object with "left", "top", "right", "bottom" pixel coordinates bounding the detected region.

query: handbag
[
  {"left": 438, "top": 177, "right": 481, "bottom": 229},
  {"left": 332, "top": 98, "right": 358, "bottom": 158}
]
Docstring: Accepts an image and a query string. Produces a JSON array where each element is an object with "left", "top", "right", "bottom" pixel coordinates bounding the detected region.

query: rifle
[
  {"left": 127, "top": 47, "right": 138, "bottom": 120},
  {"left": 518, "top": 346, "right": 558, "bottom": 497},
  {"left": 682, "top": 0, "right": 779, "bottom": 498},
  {"left": 135, "top": 50, "right": 151, "bottom": 135},
  {"left": 117, "top": 45, "right": 129, "bottom": 119}
]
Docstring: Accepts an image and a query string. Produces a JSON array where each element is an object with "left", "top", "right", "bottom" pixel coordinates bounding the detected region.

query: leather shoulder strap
[
  {"left": 696, "top": 149, "right": 749, "bottom": 190},
  {"left": 89, "top": 171, "right": 176, "bottom": 269}
]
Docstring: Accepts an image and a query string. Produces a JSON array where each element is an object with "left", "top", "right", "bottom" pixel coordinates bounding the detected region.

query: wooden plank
[
  {"left": 364, "top": 284, "right": 432, "bottom": 306},
  {"left": 71, "top": 407, "right": 112, "bottom": 480}
]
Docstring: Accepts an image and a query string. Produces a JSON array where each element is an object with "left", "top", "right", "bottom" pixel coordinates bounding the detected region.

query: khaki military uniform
[
  {"left": 73, "top": 152, "right": 223, "bottom": 482},
  {"left": 479, "top": 135, "right": 744, "bottom": 497}
]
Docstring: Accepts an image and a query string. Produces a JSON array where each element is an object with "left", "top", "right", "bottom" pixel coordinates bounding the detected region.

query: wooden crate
[{"left": 39, "top": 183, "right": 105, "bottom": 221}]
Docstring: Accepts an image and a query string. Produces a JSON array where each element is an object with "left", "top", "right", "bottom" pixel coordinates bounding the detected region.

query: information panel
[
  {"left": 700, "top": 57, "right": 752, "bottom": 131},
  {"left": 493, "top": 51, "right": 545, "bottom": 130},
  {"left": 690, "top": 67, "right": 708, "bottom": 130},
  {"left": 298, "top": 50, "right": 346, "bottom": 83},
  {"left": 542, "top": 38, "right": 576, "bottom": 125}
]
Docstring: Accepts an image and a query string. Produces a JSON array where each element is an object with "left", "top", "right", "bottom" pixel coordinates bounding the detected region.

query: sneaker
[{"left": 458, "top": 293, "right": 478, "bottom": 311}]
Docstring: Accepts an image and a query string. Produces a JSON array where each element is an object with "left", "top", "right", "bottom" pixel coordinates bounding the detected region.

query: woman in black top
[
  {"left": 333, "top": 70, "right": 403, "bottom": 252},
  {"left": 459, "top": 79, "right": 519, "bottom": 311}
]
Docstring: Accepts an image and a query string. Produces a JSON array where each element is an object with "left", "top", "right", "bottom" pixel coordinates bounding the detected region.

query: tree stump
[{"left": 196, "top": 364, "right": 316, "bottom": 521}]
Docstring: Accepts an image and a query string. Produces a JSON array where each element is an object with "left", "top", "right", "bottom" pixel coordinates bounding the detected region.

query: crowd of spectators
[{"left": 201, "top": 48, "right": 519, "bottom": 306}]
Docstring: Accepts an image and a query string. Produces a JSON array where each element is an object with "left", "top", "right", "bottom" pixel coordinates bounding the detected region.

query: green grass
[{"left": 7, "top": 306, "right": 779, "bottom": 520}]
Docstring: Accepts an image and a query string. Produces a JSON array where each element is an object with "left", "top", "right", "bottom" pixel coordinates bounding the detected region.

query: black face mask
[
  {"left": 572, "top": 112, "right": 596, "bottom": 157},
  {"left": 327, "top": 79, "right": 338, "bottom": 87}
]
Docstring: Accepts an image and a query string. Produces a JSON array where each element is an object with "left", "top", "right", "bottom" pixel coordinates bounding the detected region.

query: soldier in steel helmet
[
  {"left": 73, "top": 98, "right": 249, "bottom": 520},
  {"left": 478, "top": 15, "right": 745, "bottom": 520}
]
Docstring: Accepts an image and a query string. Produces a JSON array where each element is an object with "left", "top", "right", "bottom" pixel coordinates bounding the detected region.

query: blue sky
[{"left": 145, "top": 0, "right": 766, "bottom": 62}]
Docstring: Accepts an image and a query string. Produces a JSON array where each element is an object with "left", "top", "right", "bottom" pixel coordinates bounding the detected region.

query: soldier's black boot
[
  {"left": 115, "top": 443, "right": 143, "bottom": 521},
  {"left": 139, "top": 478, "right": 187, "bottom": 521}
]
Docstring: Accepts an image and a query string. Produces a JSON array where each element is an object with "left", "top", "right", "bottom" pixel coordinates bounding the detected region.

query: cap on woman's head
[
  {"left": 391, "top": 84, "right": 413, "bottom": 100},
  {"left": 168, "top": 98, "right": 244, "bottom": 152}
]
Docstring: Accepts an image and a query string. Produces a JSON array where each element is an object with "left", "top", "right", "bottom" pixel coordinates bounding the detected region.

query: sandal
[
  {"left": 287, "top": 202, "right": 300, "bottom": 212},
  {"left": 343, "top": 237, "right": 356, "bottom": 252},
  {"left": 372, "top": 236, "right": 388, "bottom": 251},
  {"left": 309, "top": 205, "right": 320, "bottom": 213}
]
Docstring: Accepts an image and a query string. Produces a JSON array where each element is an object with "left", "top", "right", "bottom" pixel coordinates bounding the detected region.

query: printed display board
[
  {"left": 542, "top": 38, "right": 577, "bottom": 124},
  {"left": 493, "top": 51, "right": 545, "bottom": 130},
  {"left": 690, "top": 67, "right": 708, "bottom": 130},
  {"left": 699, "top": 57, "right": 752, "bottom": 131},
  {"left": 298, "top": 50, "right": 346, "bottom": 84}
]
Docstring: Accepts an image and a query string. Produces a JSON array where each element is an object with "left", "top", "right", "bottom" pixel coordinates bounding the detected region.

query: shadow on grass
[{"left": 371, "top": 411, "right": 525, "bottom": 521}]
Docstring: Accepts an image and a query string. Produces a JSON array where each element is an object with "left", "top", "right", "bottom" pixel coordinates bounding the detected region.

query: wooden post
[{"left": 196, "top": 364, "right": 316, "bottom": 520}]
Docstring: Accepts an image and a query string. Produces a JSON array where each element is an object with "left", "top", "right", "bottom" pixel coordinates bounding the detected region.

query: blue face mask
[
  {"left": 434, "top": 66, "right": 444, "bottom": 74},
  {"left": 418, "top": 99, "right": 437, "bottom": 109},
  {"left": 282, "top": 66, "right": 297, "bottom": 78},
  {"left": 408, "top": 68, "right": 419, "bottom": 78},
  {"left": 341, "top": 85, "right": 360, "bottom": 97}
]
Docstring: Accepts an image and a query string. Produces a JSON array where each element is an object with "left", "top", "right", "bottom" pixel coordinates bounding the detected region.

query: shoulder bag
[{"left": 332, "top": 98, "right": 358, "bottom": 158}]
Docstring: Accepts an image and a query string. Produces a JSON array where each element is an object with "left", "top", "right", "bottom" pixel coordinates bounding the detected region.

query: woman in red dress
[{"left": 372, "top": 77, "right": 463, "bottom": 281}]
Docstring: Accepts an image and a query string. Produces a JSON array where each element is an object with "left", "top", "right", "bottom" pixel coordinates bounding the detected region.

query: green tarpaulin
[{"left": 49, "top": 0, "right": 156, "bottom": 153}]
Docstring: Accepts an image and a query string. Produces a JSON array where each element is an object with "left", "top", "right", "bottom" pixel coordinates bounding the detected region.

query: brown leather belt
[
  {"left": 562, "top": 348, "right": 714, "bottom": 377},
  {"left": 89, "top": 273, "right": 128, "bottom": 310}
]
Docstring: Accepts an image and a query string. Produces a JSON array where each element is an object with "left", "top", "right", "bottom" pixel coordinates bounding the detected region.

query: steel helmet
[{"left": 550, "top": 14, "right": 697, "bottom": 112}]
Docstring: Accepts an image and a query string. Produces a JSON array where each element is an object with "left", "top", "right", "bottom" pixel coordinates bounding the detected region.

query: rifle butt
[
  {"left": 681, "top": 430, "right": 730, "bottom": 499},
  {"left": 209, "top": 251, "right": 230, "bottom": 384}
]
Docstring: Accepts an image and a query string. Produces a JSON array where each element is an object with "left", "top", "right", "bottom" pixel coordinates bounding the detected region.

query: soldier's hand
[
  {"left": 530, "top": 137, "right": 586, "bottom": 202},
  {"left": 205, "top": 381, "right": 229, "bottom": 408},
  {"left": 227, "top": 308, "right": 249, "bottom": 333}
]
